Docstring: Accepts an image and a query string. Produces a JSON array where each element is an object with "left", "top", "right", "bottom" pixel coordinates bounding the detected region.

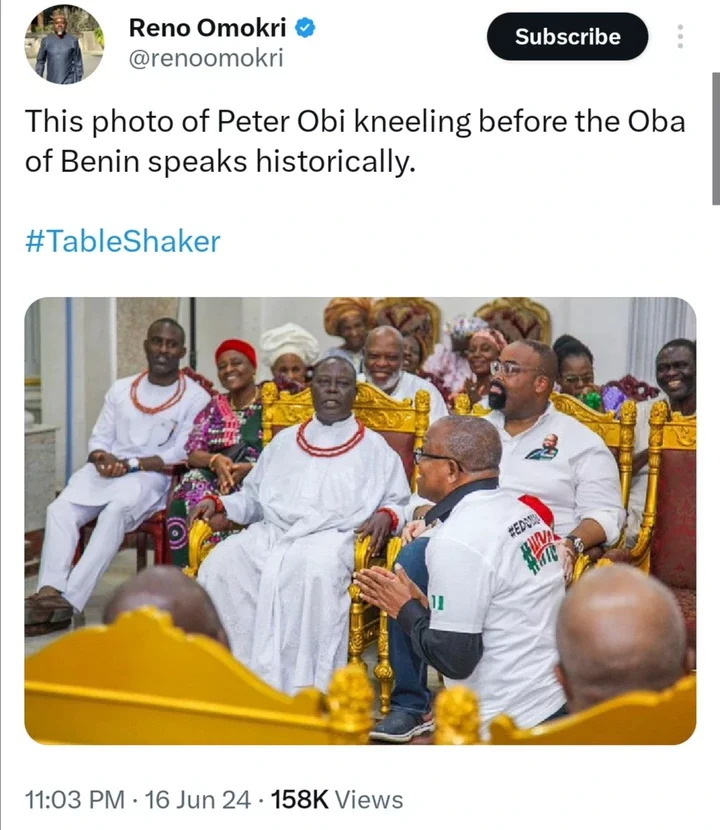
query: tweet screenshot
[{"left": 2, "top": 0, "right": 713, "bottom": 826}]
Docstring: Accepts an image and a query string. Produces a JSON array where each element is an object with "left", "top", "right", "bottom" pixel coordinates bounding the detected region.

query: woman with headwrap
[
  {"left": 463, "top": 327, "right": 509, "bottom": 407},
  {"left": 260, "top": 322, "right": 320, "bottom": 392},
  {"left": 323, "top": 297, "right": 373, "bottom": 373},
  {"left": 167, "top": 339, "right": 263, "bottom": 566},
  {"left": 422, "top": 314, "right": 491, "bottom": 404}
]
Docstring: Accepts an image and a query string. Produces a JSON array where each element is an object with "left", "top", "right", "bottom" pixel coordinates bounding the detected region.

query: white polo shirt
[
  {"left": 485, "top": 404, "right": 625, "bottom": 543},
  {"left": 426, "top": 488, "right": 566, "bottom": 734}
]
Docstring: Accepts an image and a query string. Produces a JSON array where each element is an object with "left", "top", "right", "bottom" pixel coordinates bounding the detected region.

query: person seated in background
[
  {"left": 402, "top": 332, "right": 426, "bottom": 376},
  {"left": 191, "top": 357, "right": 411, "bottom": 696},
  {"left": 359, "top": 326, "right": 449, "bottom": 424},
  {"left": 422, "top": 314, "right": 491, "bottom": 405},
  {"left": 624, "top": 338, "right": 696, "bottom": 547},
  {"left": 355, "top": 416, "right": 566, "bottom": 742},
  {"left": 462, "top": 327, "right": 508, "bottom": 407},
  {"left": 555, "top": 565, "right": 691, "bottom": 713},
  {"left": 259, "top": 322, "right": 320, "bottom": 393},
  {"left": 374, "top": 340, "right": 626, "bottom": 740},
  {"left": 25, "top": 319, "right": 211, "bottom": 634},
  {"left": 103, "top": 565, "right": 230, "bottom": 649},
  {"left": 167, "top": 339, "right": 263, "bottom": 567},
  {"left": 323, "top": 297, "right": 372, "bottom": 373},
  {"left": 552, "top": 335, "right": 626, "bottom": 412}
]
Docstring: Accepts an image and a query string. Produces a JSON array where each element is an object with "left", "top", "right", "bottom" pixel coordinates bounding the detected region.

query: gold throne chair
[{"left": 186, "top": 381, "right": 430, "bottom": 715}]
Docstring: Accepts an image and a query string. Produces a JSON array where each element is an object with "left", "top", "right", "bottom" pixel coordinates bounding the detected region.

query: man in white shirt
[
  {"left": 625, "top": 339, "right": 696, "bottom": 546},
  {"left": 370, "top": 339, "right": 624, "bottom": 741},
  {"left": 192, "top": 357, "right": 410, "bottom": 696},
  {"left": 356, "top": 416, "right": 566, "bottom": 741},
  {"left": 358, "top": 326, "right": 448, "bottom": 425},
  {"left": 25, "top": 319, "right": 211, "bottom": 634}
]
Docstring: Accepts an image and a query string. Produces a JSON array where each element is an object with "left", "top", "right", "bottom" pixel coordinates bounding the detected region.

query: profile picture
[{"left": 26, "top": 6, "right": 103, "bottom": 84}]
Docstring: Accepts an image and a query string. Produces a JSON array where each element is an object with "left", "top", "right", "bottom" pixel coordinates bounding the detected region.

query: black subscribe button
[{"left": 487, "top": 12, "right": 648, "bottom": 60}]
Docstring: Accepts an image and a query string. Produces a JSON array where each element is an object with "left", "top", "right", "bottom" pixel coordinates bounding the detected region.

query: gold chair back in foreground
[
  {"left": 25, "top": 608, "right": 374, "bottom": 745},
  {"left": 489, "top": 674, "right": 695, "bottom": 745}
]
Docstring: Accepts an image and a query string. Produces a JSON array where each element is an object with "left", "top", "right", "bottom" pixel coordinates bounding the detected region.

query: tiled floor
[{"left": 25, "top": 548, "right": 441, "bottom": 742}]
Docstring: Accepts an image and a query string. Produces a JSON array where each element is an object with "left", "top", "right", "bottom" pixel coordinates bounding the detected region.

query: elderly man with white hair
[
  {"left": 359, "top": 326, "right": 448, "bottom": 424},
  {"left": 260, "top": 322, "right": 320, "bottom": 391}
]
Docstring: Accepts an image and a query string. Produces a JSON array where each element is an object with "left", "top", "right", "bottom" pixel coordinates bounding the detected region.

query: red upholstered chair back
[
  {"left": 261, "top": 382, "right": 430, "bottom": 486},
  {"left": 650, "top": 448, "right": 696, "bottom": 590},
  {"left": 474, "top": 297, "right": 551, "bottom": 344}
]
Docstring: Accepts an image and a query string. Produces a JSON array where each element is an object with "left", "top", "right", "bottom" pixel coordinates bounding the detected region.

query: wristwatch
[
  {"left": 126, "top": 457, "right": 141, "bottom": 473},
  {"left": 565, "top": 535, "right": 585, "bottom": 555}
]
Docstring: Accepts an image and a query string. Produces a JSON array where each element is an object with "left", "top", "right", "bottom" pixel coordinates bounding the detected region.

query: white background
[{"left": 2, "top": 1, "right": 716, "bottom": 828}]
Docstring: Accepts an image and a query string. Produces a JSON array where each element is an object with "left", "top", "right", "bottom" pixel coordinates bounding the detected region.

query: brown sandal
[{"left": 25, "top": 594, "right": 74, "bottom": 626}]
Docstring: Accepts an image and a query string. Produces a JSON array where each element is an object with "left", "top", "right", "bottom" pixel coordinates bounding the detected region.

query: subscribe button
[{"left": 487, "top": 12, "right": 648, "bottom": 60}]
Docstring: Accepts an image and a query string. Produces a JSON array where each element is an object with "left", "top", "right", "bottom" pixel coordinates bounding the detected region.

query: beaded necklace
[
  {"left": 130, "top": 371, "right": 186, "bottom": 415},
  {"left": 296, "top": 417, "right": 365, "bottom": 457}
]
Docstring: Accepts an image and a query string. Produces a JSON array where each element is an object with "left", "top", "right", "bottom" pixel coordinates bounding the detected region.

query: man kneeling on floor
[
  {"left": 191, "top": 357, "right": 411, "bottom": 696},
  {"left": 355, "top": 416, "right": 566, "bottom": 742}
]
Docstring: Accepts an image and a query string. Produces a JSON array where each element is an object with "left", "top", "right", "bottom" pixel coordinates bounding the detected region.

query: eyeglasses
[
  {"left": 561, "top": 374, "right": 594, "bottom": 386},
  {"left": 413, "top": 448, "right": 466, "bottom": 471},
  {"left": 490, "top": 361, "right": 541, "bottom": 377}
]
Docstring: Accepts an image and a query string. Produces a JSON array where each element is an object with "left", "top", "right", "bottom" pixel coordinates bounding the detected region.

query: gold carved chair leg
[
  {"left": 348, "top": 536, "right": 371, "bottom": 670},
  {"left": 374, "top": 537, "right": 403, "bottom": 716}
]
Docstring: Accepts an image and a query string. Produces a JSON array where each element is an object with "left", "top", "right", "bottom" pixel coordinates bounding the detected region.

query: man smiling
[
  {"left": 626, "top": 338, "right": 696, "bottom": 545},
  {"left": 193, "top": 357, "right": 410, "bottom": 695}
]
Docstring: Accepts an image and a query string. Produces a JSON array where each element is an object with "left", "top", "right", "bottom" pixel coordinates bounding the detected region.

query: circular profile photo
[{"left": 26, "top": 6, "right": 103, "bottom": 84}]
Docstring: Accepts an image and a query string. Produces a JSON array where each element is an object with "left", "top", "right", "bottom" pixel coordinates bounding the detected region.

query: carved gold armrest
[{"left": 182, "top": 519, "right": 215, "bottom": 579}]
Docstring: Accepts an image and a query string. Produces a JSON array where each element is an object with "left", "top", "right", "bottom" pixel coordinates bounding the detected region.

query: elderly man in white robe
[
  {"left": 25, "top": 319, "right": 211, "bottom": 634},
  {"left": 193, "top": 356, "right": 411, "bottom": 695}
]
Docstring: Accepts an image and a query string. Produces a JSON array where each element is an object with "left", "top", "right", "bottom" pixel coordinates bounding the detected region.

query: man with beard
[
  {"left": 369, "top": 339, "right": 624, "bottom": 742},
  {"left": 25, "top": 320, "right": 211, "bottom": 634},
  {"left": 359, "top": 326, "right": 448, "bottom": 424},
  {"left": 625, "top": 339, "right": 696, "bottom": 545},
  {"left": 192, "top": 357, "right": 410, "bottom": 696},
  {"left": 35, "top": 12, "right": 84, "bottom": 85}
]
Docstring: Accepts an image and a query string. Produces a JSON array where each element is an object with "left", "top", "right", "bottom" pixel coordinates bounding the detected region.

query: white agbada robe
[
  {"left": 198, "top": 415, "right": 410, "bottom": 695},
  {"left": 38, "top": 374, "right": 210, "bottom": 610}
]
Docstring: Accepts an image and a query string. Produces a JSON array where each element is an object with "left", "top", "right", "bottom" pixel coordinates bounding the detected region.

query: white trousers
[{"left": 38, "top": 496, "right": 140, "bottom": 612}]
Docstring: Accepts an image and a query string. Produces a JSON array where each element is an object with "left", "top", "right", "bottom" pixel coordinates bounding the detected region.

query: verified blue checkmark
[{"left": 295, "top": 17, "right": 316, "bottom": 37}]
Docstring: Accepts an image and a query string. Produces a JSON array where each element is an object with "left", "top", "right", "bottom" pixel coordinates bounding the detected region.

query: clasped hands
[
  {"left": 92, "top": 451, "right": 129, "bottom": 477},
  {"left": 210, "top": 454, "right": 253, "bottom": 495},
  {"left": 354, "top": 564, "right": 428, "bottom": 619}
]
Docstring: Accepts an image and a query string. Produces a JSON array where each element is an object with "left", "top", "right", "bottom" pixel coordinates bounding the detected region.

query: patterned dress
[{"left": 167, "top": 392, "right": 263, "bottom": 566}]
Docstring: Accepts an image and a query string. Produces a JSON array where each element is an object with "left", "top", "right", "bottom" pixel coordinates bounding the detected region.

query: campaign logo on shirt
[
  {"left": 521, "top": 529, "right": 559, "bottom": 575},
  {"left": 525, "top": 433, "right": 559, "bottom": 460}
]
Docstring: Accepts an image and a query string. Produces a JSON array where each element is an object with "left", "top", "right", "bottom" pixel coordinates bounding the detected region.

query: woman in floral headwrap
[
  {"left": 167, "top": 339, "right": 264, "bottom": 566},
  {"left": 463, "top": 327, "right": 509, "bottom": 407},
  {"left": 422, "top": 314, "right": 491, "bottom": 404}
]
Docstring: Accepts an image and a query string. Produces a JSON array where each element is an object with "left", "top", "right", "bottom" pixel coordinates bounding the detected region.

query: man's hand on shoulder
[{"left": 401, "top": 519, "right": 427, "bottom": 546}]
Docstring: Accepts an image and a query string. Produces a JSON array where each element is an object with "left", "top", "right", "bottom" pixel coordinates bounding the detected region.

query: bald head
[
  {"left": 556, "top": 565, "right": 687, "bottom": 712},
  {"left": 103, "top": 567, "right": 229, "bottom": 649},
  {"left": 365, "top": 325, "right": 404, "bottom": 351}
]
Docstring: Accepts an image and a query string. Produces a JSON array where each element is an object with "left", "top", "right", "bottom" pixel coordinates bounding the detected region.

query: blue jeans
[{"left": 389, "top": 536, "right": 431, "bottom": 715}]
